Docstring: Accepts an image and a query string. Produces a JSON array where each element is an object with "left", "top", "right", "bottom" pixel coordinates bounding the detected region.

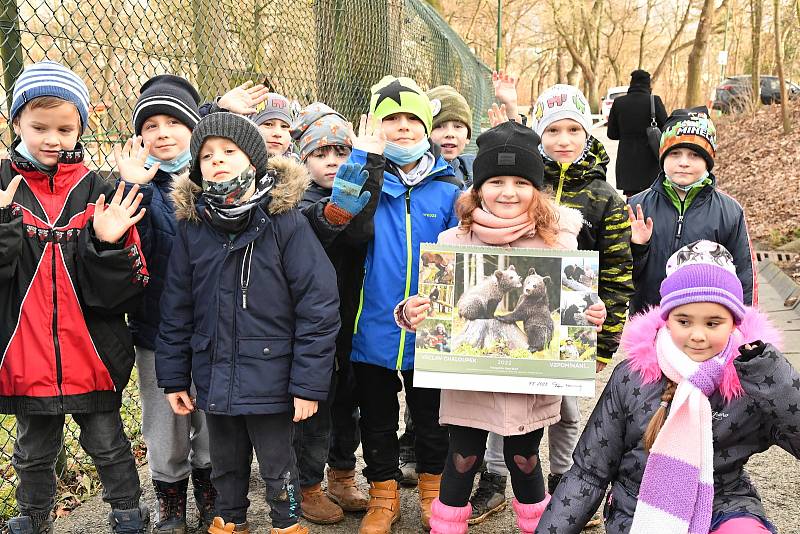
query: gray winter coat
[{"left": 536, "top": 307, "right": 798, "bottom": 533}]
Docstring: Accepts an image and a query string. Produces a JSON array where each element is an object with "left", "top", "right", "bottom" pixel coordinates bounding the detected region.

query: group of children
[{"left": 0, "top": 59, "right": 796, "bottom": 534}]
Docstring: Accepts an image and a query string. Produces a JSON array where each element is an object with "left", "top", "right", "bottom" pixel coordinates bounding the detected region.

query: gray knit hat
[{"left": 189, "top": 112, "right": 268, "bottom": 186}]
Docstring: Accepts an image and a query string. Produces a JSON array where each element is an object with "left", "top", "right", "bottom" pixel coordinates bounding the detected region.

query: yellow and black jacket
[{"left": 542, "top": 137, "right": 634, "bottom": 364}]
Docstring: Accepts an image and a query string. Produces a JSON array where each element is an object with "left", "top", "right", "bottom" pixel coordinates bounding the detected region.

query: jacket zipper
[
  {"left": 396, "top": 188, "right": 414, "bottom": 370},
  {"left": 554, "top": 164, "right": 568, "bottom": 205},
  {"left": 52, "top": 244, "right": 64, "bottom": 407},
  {"left": 227, "top": 237, "right": 236, "bottom": 412},
  {"left": 353, "top": 268, "right": 366, "bottom": 334},
  {"left": 675, "top": 197, "right": 686, "bottom": 246}
]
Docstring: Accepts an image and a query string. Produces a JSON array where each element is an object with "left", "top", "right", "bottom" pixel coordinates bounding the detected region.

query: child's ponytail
[{"left": 642, "top": 379, "right": 677, "bottom": 452}]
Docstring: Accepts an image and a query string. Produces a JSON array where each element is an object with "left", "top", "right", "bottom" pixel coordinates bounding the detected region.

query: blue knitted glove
[{"left": 324, "top": 163, "right": 371, "bottom": 225}]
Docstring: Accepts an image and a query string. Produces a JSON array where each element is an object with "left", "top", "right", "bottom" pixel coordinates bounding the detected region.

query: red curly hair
[{"left": 455, "top": 185, "right": 561, "bottom": 246}]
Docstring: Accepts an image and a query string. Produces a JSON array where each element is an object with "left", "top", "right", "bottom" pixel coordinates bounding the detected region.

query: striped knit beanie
[
  {"left": 10, "top": 61, "right": 90, "bottom": 130},
  {"left": 659, "top": 107, "right": 717, "bottom": 171},
  {"left": 659, "top": 240, "right": 745, "bottom": 324},
  {"left": 133, "top": 75, "right": 201, "bottom": 135}
]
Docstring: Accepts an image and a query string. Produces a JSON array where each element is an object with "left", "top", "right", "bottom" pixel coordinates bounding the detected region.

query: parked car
[
  {"left": 601, "top": 86, "right": 628, "bottom": 123},
  {"left": 712, "top": 75, "right": 800, "bottom": 113}
]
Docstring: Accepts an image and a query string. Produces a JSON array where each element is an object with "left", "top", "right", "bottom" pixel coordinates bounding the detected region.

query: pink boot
[
  {"left": 428, "top": 498, "right": 471, "bottom": 534},
  {"left": 512, "top": 494, "right": 551, "bottom": 534}
]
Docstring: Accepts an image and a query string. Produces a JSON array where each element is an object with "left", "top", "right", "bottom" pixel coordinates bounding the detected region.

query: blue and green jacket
[{"left": 350, "top": 148, "right": 462, "bottom": 371}]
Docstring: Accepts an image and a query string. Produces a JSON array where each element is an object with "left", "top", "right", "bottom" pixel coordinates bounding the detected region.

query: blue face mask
[
  {"left": 145, "top": 149, "right": 191, "bottom": 174},
  {"left": 384, "top": 138, "right": 431, "bottom": 166},
  {"left": 15, "top": 141, "right": 55, "bottom": 172},
  {"left": 668, "top": 171, "right": 709, "bottom": 192}
]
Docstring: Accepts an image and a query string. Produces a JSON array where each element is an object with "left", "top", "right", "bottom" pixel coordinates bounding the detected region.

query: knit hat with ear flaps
[
  {"left": 427, "top": 85, "right": 473, "bottom": 138},
  {"left": 369, "top": 76, "right": 433, "bottom": 134},
  {"left": 189, "top": 112, "right": 268, "bottom": 186},
  {"left": 133, "top": 74, "right": 202, "bottom": 135},
  {"left": 532, "top": 84, "right": 593, "bottom": 137},
  {"left": 659, "top": 240, "right": 745, "bottom": 324},
  {"left": 659, "top": 106, "right": 717, "bottom": 171},
  {"left": 291, "top": 102, "right": 352, "bottom": 161},
  {"left": 472, "top": 121, "right": 544, "bottom": 190}
]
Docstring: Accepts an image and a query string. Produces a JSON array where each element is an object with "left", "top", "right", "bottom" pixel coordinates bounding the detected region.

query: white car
[{"left": 601, "top": 86, "right": 629, "bottom": 123}]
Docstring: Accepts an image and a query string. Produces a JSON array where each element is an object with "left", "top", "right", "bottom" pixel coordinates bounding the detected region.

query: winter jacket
[
  {"left": 543, "top": 138, "right": 633, "bottom": 363},
  {"left": 436, "top": 205, "right": 583, "bottom": 435},
  {"left": 627, "top": 175, "right": 755, "bottom": 315},
  {"left": 606, "top": 85, "right": 667, "bottom": 193},
  {"left": 155, "top": 156, "right": 340, "bottom": 416},
  {"left": 350, "top": 148, "right": 462, "bottom": 371},
  {"left": 536, "top": 307, "right": 795, "bottom": 534},
  {"left": 120, "top": 169, "right": 178, "bottom": 350},
  {"left": 449, "top": 154, "right": 475, "bottom": 188},
  {"left": 298, "top": 149, "right": 385, "bottom": 371},
  {"left": 0, "top": 144, "right": 148, "bottom": 415}
]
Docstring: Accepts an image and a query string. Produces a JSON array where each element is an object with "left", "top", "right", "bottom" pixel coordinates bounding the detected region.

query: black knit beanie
[
  {"left": 472, "top": 121, "right": 544, "bottom": 190},
  {"left": 189, "top": 112, "right": 269, "bottom": 186},
  {"left": 133, "top": 75, "right": 202, "bottom": 135}
]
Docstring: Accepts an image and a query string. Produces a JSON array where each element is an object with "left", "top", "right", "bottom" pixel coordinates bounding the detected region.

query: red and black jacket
[{"left": 0, "top": 142, "right": 148, "bottom": 415}]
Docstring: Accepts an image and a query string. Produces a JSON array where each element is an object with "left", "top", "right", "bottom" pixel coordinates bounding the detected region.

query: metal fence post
[{"left": 1, "top": 0, "right": 23, "bottom": 138}]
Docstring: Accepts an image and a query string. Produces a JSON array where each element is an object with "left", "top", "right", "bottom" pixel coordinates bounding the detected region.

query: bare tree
[
  {"left": 652, "top": 0, "right": 695, "bottom": 83},
  {"left": 638, "top": 0, "right": 656, "bottom": 68},
  {"left": 774, "top": 0, "right": 792, "bottom": 133},
  {"left": 685, "top": 0, "right": 716, "bottom": 106},
  {"left": 751, "top": 0, "right": 763, "bottom": 107}
]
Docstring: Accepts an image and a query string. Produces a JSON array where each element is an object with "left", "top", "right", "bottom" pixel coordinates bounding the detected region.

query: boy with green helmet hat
[{"left": 350, "top": 75, "right": 463, "bottom": 534}]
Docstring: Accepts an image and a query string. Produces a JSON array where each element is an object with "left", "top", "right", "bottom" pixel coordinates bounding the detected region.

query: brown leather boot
[
  {"left": 301, "top": 483, "right": 344, "bottom": 524},
  {"left": 358, "top": 480, "right": 400, "bottom": 534},
  {"left": 418, "top": 472, "right": 442, "bottom": 531},
  {"left": 207, "top": 517, "right": 249, "bottom": 534},
  {"left": 327, "top": 468, "right": 369, "bottom": 512},
  {"left": 268, "top": 524, "right": 309, "bottom": 534}
]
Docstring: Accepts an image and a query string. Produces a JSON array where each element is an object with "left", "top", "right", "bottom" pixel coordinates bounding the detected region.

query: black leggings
[{"left": 439, "top": 425, "right": 545, "bottom": 507}]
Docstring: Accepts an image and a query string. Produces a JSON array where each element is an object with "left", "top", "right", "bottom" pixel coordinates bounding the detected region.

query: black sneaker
[
  {"left": 468, "top": 468, "right": 507, "bottom": 525},
  {"left": 547, "top": 472, "right": 563, "bottom": 495},
  {"left": 3, "top": 516, "right": 53, "bottom": 534},
  {"left": 108, "top": 505, "right": 150, "bottom": 534},
  {"left": 399, "top": 444, "right": 418, "bottom": 487}
]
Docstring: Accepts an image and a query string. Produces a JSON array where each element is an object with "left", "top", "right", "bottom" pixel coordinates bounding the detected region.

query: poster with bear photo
[{"left": 414, "top": 243, "right": 600, "bottom": 397}]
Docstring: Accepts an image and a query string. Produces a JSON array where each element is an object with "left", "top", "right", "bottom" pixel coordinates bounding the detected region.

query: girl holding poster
[{"left": 395, "top": 121, "right": 605, "bottom": 534}]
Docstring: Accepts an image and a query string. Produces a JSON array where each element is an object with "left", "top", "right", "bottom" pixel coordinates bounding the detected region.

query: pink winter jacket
[{"left": 435, "top": 204, "right": 583, "bottom": 436}]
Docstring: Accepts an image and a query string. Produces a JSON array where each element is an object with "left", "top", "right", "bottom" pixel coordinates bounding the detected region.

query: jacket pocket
[
  {"left": 190, "top": 332, "right": 212, "bottom": 353},
  {"left": 235, "top": 337, "right": 293, "bottom": 399}
]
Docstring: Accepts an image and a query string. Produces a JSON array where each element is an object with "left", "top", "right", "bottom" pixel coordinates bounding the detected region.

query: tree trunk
[
  {"left": 685, "top": 0, "right": 716, "bottom": 107},
  {"left": 638, "top": 0, "right": 654, "bottom": 69},
  {"left": 652, "top": 0, "right": 694, "bottom": 83},
  {"left": 751, "top": 0, "right": 763, "bottom": 107},
  {"left": 774, "top": 0, "right": 792, "bottom": 133}
]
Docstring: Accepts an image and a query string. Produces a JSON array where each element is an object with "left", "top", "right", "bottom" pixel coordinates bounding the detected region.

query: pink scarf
[{"left": 469, "top": 207, "right": 536, "bottom": 245}]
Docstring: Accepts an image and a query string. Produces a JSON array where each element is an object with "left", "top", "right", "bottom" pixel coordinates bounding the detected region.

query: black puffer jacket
[
  {"left": 627, "top": 175, "right": 755, "bottom": 315},
  {"left": 536, "top": 308, "right": 797, "bottom": 533}
]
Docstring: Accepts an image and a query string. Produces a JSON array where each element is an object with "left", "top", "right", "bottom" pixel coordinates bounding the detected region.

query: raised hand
[
  {"left": 0, "top": 174, "right": 22, "bottom": 208},
  {"left": 350, "top": 113, "right": 386, "bottom": 155},
  {"left": 627, "top": 204, "right": 654, "bottom": 245},
  {"left": 114, "top": 136, "right": 159, "bottom": 185},
  {"left": 488, "top": 103, "right": 510, "bottom": 128},
  {"left": 93, "top": 182, "right": 146, "bottom": 243},
  {"left": 218, "top": 81, "right": 271, "bottom": 115},
  {"left": 324, "top": 163, "right": 371, "bottom": 225},
  {"left": 493, "top": 70, "right": 519, "bottom": 117}
]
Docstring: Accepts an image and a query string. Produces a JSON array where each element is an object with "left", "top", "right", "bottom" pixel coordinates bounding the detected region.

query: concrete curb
[{"left": 758, "top": 259, "right": 800, "bottom": 313}]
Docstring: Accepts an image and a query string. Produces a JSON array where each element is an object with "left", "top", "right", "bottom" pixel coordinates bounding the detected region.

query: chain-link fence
[{"left": 0, "top": 0, "right": 492, "bottom": 522}]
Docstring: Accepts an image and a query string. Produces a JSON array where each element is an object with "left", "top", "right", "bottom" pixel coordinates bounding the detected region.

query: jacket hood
[
  {"left": 171, "top": 155, "right": 311, "bottom": 223},
  {"left": 621, "top": 307, "right": 782, "bottom": 402}
]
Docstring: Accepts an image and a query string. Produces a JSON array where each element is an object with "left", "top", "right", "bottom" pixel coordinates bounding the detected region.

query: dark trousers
[
  {"left": 205, "top": 412, "right": 300, "bottom": 528},
  {"left": 352, "top": 362, "right": 448, "bottom": 482},
  {"left": 439, "top": 425, "right": 545, "bottom": 507},
  {"left": 13, "top": 411, "right": 142, "bottom": 522},
  {"left": 293, "top": 363, "right": 361, "bottom": 487}
]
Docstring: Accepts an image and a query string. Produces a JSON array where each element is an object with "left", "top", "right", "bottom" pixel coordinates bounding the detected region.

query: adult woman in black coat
[{"left": 607, "top": 70, "right": 668, "bottom": 197}]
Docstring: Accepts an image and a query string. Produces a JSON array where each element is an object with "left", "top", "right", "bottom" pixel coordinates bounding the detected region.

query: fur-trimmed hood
[
  {"left": 620, "top": 307, "right": 783, "bottom": 402},
  {"left": 171, "top": 155, "right": 311, "bottom": 223}
]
